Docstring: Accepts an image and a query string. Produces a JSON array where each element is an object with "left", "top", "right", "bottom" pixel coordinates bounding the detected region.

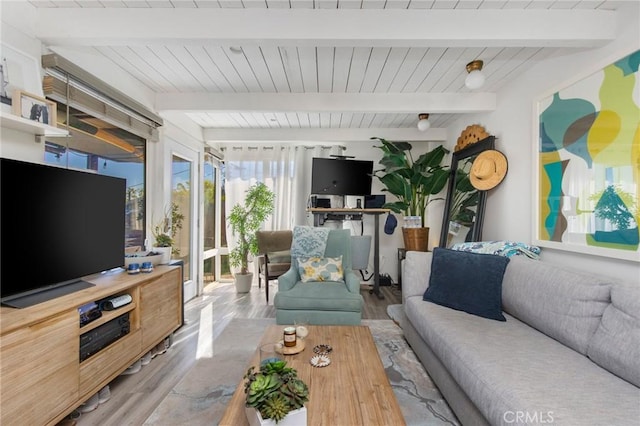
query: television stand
[
  {"left": 308, "top": 208, "right": 389, "bottom": 299},
  {"left": 0, "top": 265, "right": 182, "bottom": 426},
  {"left": 1, "top": 280, "right": 95, "bottom": 309}
]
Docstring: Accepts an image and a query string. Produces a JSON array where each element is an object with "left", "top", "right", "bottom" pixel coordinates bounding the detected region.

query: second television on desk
[{"left": 311, "top": 157, "right": 373, "bottom": 197}]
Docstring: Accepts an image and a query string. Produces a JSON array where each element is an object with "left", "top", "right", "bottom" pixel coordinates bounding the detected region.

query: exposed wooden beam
[
  {"left": 33, "top": 9, "right": 615, "bottom": 48},
  {"left": 203, "top": 127, "right": 447, "bottom": 142},
  {"left": 156, "top": 92, "right": 496, "bottom": 113}
]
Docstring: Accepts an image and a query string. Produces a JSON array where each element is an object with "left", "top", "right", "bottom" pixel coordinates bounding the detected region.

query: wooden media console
[{"left": 0, "top": 265, "right": 183, "bottom": 426}]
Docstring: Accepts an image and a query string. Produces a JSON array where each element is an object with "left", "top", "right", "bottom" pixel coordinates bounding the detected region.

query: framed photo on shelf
[
  {"left": 12, "top": 90, "right": 57, "bottom": 126},
  {"left": 533, "top": 49, "right": 639, "bottom": 262}
]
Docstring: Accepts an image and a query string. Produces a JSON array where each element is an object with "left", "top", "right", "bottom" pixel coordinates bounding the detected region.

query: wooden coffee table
[{"left": 219, "top": 325, "right": 406, "bottom": 425}]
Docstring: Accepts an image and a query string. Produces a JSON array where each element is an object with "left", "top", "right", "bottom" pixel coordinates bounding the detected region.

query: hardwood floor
[{"left": 69, "top": 280, "right": 401, "bottom": 425}]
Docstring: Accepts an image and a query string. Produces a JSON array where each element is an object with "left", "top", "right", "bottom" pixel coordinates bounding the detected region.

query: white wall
[
  {"left": 1, "top": 8, "right": 48, "bottom": 163},
  {"left": 448, "top": 4, "right": 640, "bottom": 283}
]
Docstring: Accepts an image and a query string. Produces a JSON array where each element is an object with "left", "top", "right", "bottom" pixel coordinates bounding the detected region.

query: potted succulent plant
[
  {"left": 243, "top": 360, "right": 309, "bottom": 425},
  {"left": 372, "top": 137, "right": 449, "bottom": 251},
  {"left": 228, "top": 182, "right": 275, "bottom": 293}
]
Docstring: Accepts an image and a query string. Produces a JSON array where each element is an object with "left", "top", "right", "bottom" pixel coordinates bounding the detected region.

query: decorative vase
[
  {"left": 402, "top": 227, "right": 429, "bottom": 252},
  {"left": 245, "top": 406, "right": 307, "bottom": 426},
  {"left": 153, "top": 246, "right": 172, "bottom": 264},
  {"left": 234, "top": 272, "right": 253, "bottom": 293}
]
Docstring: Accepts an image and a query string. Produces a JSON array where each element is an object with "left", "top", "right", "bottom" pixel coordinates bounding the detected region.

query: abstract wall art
[{"left": 535, "top": 50, "right": 640, "bottom": 262}]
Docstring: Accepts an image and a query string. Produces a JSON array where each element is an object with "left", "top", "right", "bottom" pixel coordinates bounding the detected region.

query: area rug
[{"left": 145, "top": 318, "right": 459, "bottom": 425}]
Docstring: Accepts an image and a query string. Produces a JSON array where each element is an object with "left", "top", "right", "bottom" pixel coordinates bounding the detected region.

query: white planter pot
[
  {"left": 153, "top": 247, "right": 172, "bottom": 264},
  {"left": 245, "top": 406, "right": 307, "bottom": 426},
  {"left": 234, "top": 272, "right": 253, "bottom": 293}
]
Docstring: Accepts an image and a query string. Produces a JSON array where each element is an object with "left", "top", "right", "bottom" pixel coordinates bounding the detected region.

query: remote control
[{"left": 101, "top": 294, "right": 132, "bottom": 310}]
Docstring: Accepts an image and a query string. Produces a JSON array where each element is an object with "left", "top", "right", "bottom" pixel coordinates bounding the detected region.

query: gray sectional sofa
[{"left": 402, "top": 250, "right": 640, "bottom": 425}]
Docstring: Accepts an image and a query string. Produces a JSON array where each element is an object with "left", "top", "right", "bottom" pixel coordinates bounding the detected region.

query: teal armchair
[{"left": 274, "top": 229, "right": 363, "bottom": 325}]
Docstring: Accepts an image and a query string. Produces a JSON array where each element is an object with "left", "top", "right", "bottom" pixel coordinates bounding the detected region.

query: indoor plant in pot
[
  {"left": 228, "top": 182, "right": 275, "bottom": 293},
  {"left": 373, "top": 137, "right": 449, "bottom": 251},
  {"left": 151, "top": 202, "right": 184, "bottom": 264},
  {"left": 243, "top": 360, "right": 309, "bottom": 426}
]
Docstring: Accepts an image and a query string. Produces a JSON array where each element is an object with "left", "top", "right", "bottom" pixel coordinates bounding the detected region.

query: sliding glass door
[
  {"left": 203, "top": 153, "right": 230, "bottom": 286},
  {"left": 169, "top": 145, "right": 198, "bottom": 301}
]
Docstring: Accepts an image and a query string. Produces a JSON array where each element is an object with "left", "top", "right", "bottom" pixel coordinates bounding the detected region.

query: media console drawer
[
  {"left": 0, "top": 310, "right": 78, "bottom": 426},
  {"left": 79, "top": 329, "right": 142, "bottom": 396}
]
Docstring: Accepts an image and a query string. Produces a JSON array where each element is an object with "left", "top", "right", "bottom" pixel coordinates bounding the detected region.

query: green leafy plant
[
  {"left": 244, "top": 360, "right": 309, "bottom": 423},
  {"left": 152, "top": 202, "right": 184, "bottom": 254},
  {"left": 228, "top": 182, "right": 275, "bottom": 275},
  {"left": 372, "top": 137, "right": 450, "bottom": 227}
]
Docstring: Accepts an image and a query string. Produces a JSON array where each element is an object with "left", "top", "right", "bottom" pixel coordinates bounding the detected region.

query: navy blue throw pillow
[{"left": 423, "top": 247, "right": 510, "bottom": 321}]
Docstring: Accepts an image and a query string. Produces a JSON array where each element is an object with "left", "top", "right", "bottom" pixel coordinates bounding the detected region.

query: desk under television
[{"left": 308, "top": 208, "right": 389, "bottom": 299}]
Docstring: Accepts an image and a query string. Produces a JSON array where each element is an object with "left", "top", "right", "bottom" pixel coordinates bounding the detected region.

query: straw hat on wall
[{"left": 470, "top": 150, "right": 508, "bottom": 190}]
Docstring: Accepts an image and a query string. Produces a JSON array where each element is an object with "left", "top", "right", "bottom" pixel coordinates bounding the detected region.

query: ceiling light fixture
[
  {"left": 229, "top": 46, "right": 243, "bottom": 54},
  {"left": 465, "top": 60, "right": 485, "bottom": 90},
  {"left": 417, "top": 113, "right": 430, "bottom": 131}
]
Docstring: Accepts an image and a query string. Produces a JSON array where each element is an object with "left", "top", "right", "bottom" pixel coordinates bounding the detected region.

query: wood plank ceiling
[{"left": 24, "top": 0, "right": 623, "bottom": 142}]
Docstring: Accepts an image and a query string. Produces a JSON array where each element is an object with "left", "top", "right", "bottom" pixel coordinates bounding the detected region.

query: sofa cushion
[
  {"left": 587, "top": 284, "right": 640, "bottom": 387},
  {"left": 502, "top": 256, "right": 611, "bottom": 355},
  {"left": 423, "top": 248, "right": 509, "bottom": 321},
  {"left": 298, "top": 256, "right": 344, "bottom": 283},
  {"left": 405, "top": 295, "right": 640, "bottom": 425},
  {"left": 402, "top": 251, "right": 433, "bottom": 303}
]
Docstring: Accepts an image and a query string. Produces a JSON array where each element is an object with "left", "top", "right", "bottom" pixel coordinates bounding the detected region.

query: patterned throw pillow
[
  {"left": 298, "top": 256, "right": 344, "bottom": 283},
  {"left": 291, "top": 226, "right": 330, "bottom": 259}
]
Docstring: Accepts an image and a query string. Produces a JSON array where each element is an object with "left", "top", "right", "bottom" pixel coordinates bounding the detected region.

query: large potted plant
[
  {"left": 243, "top": 360, "right": 309, "bottom": 425},
  {"left": 373, "top": 137, "right": 449, "bottom": 251},
  {"left": 228, "top": 182, "right": 275, "bottom": 293}
]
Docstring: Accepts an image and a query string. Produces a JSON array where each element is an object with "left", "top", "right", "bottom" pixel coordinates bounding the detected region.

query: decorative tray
[{"left": 275, "top": 339, "right": 305, "bottom": 355}]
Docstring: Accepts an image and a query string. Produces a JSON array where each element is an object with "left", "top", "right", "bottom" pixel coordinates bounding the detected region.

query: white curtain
[{"left": 224, "top": 143, "right": 342, "bottom": 234}]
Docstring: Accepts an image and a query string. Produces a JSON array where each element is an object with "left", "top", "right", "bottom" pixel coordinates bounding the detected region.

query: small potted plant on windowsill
[
  {"left": 243, "top": 360, "right": 309, "bottom": 426},
  {"left": 151, "top": 202, "right": 184, "bottom": 264}
]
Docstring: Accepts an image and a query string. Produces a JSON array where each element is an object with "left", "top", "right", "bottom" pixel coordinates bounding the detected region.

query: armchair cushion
[
  {"left": 261, "top": 262, "right": 291, "bottom": 276},
  {"left": 298, "top": 256, "right": 344, "bottom": 283},
  {"left": 275, "top": 281, "right": 362, "bottom": 312},
  {"left": 268, "top": 250, "right": 291, "bottom": 264},
  {"left": 275, "top": 228, "right": 363, "bottom": 325}
]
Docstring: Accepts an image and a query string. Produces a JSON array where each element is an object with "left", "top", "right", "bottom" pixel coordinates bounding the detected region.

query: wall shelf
[{"left": 0, "top": 111, "right": 68, "bottom": 138}]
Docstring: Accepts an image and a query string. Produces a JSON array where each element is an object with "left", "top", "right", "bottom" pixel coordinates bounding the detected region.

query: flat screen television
[
  {"left": 1, "top": 158, "right": 126, "bottom": 308},
  {"left": 311, "top": 158, "right": 373, "bottom": 196}
]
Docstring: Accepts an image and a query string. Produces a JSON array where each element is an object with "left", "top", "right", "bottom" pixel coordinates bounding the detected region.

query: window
[
  {"left": 171, "top": 155, "right": 191, "bottom": 281},
  {"left": 42, "top": 54, "right": 161, "bottom": 250},
  {"left": 45, "top": 105, "right": 146, "bottom": 249}
]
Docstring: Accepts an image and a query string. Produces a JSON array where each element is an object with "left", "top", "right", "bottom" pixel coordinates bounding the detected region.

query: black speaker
[
  {"left": 364, "top": 195, "right": 385, "bottom": 208},
  {"left": 316, "top": 198, "right": 331, "bottom": 208}
]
